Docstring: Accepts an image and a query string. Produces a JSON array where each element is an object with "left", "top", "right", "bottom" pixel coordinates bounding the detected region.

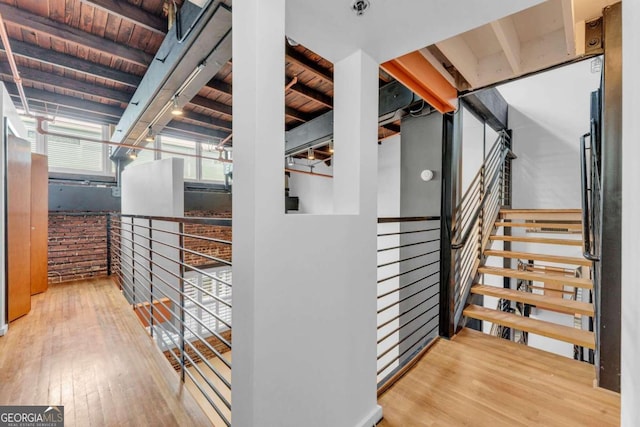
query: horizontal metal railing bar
[
  {"left": 377, "top": 238, "right": 440, "bottom": 253},
  {"left": 377, "top": 259, "right": 439, "bottom": 284},
  {"left": 112, "top": 249, "right": 233, "bottom": 349},
  {"left": 118, "top": 274, "right": 232, "bottom": 392},
  {"left": 377, "top": 277, "right": 439, "bottom": 314},
  {"left": 377, "top": 271, "right": 440, "bottom": 299},
  {"left": 377, "top": 301, "right": 439, "bottom": 344},
  {"left": 377, "top": 291, "right": 439, "bottom": 330},
  {"left": 377, "top": 216, "right": 440, "bottom": 223},
  {"left": 377, "top": 317, "right": 439, "bottom": 372},
  {"left": 456, "top": 136, "right": 502, "bottom": 209},
  {"left": 112, "top": 229, "right": 232, "bottom": 295},
  {"left": 377, "top": 227, "right": 440, "bottom": 237},
  {"left": 115, "top": 213, "right": 232, "bottom": 227},
  {"left": 112, "top": 224, "right": 232, "bottom": 267},
  {"left": 378, "top": 323, "right": 440, "bottom": 376},
  {"left": 115, "top": 218, "right": 232, "bottom": 247},
  {"left": 377, "top": 249, "right": 440, "bottom": 269}
]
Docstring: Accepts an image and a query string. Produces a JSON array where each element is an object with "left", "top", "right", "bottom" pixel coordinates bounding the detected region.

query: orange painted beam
[{"left": 382, "top": 51, "right": 458, "bottom": 114}]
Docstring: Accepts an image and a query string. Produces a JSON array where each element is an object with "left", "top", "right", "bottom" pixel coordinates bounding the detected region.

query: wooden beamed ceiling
[{"left": 0, "top": 0, "right": 400, "bottom": 144}]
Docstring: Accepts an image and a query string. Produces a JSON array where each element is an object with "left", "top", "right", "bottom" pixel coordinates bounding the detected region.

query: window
[
  {"left": 159, "top": 135, "right": 197, "bottom": 180},
  {"left": 20, "top": 116, "right": 38, "bottom": 153},
  {"left": 46, "top": 118, "right": 105, "bottom": 174},
  {"left": 201, "top": 143, "right": 227, "bottom": 182}
]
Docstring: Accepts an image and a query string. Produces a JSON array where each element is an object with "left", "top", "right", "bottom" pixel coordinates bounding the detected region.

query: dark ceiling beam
[
  {"left": 0, "top": 39, "right": 142, "bottom": 87},
  {"left": 285, "top": 45, "right": 333, "bottom": 84},
  {"left": 18, "top": 86, "right": 124, "bottom": 117},
  {"left": 9, "top": 95, "right": 120, "bottom": 125},
  {"left": 181, "top": 110, "right": 232, "bottom": 132},
  {"left": 285, "top": 107, "right": 316, "bottom": 123},
  {"left": 0, "top": 65, "right": 132, "bottom": 104},
  {"left": 382, "top": 123, "right": 401, "bottom": 133},
  {"left": 0, "top": 3, "right": 153, "bottom": 67},
  {"left": 78, "top": 0, "right": 167, "bottom": 35},
  {"left": 165, "top": 120, "right": 229, "bottom": 140},
  {"left": 289, "top": 82, "right": 332, "bottom": 108},
  {"left": 205, "top": 78, "right": 232, "bottom": 95},
  {"left": 189, "top": 95, "right": 232, "bottom": 117}
]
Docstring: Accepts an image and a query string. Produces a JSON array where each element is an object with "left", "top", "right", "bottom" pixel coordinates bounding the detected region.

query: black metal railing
[
  {"left": 376, "top": 216, "right": 440, "bottom": 389},
  {"left": 449, "top": 131, "right": 512, "bottom": 332},
  {"left": 580, "top": 119, "right": 601, "bottom": 262},
  {"left": 108, "top": 214, "right": 232, "bottom": 426}
]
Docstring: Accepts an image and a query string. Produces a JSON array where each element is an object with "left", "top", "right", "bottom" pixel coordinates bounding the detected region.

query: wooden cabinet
[
  {"left": 30, "top": 153, "right": 48, "bottom": 295},
  {"left": 7, "top": 135, "right": 31, "bottom": 321}
]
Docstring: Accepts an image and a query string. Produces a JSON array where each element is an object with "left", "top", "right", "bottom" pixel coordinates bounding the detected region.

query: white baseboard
[
  {"left": 355, "top": 405, "right": 383, "bottom": 427},
  {"left": 0, "top": 324, "right": 7, "bottom": 336}
]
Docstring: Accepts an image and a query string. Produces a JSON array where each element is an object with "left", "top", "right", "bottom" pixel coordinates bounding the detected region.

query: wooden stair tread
[
  {"left": 499, "top": 209, "right": 582, "bottom": 221},
  {"left": 463, "top": 304, "right": 595, "bottom": 349},
  {"left": 478, "top": 266, "right": 593, "bottom": 289},
  {"left": 484, "top": 249, "right": 591, "bottom": 266},
  {"left": 495, "top": 221, "right": 582, "bottom": 230},
  {"left": 471, "top": 284, "right": 594, "bottom": 316},
  {"left": 500, "top": 209, "right": 582, "bottom": 213},
  {"left": 489, "top": 235, "right": 582, "bottom": 246}
]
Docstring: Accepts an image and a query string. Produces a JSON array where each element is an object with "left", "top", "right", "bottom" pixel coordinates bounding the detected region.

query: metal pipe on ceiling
[{"left": 0, "top": 12, "right": 30, "bottom": 115}]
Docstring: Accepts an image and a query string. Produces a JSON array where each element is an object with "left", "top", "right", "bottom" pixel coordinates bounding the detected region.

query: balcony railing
[{"left": 108, "top": 214, "right": 232, "bottom": 426}]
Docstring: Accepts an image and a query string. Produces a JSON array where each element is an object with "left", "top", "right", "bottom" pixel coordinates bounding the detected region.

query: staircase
[{"left": 462, "top": 208, "right": 596, "bottom": 352}]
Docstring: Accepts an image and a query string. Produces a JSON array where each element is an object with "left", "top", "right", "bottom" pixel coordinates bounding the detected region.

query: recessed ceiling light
[{"left": 351, "top": 0, "right": 370, "bottom": 16}]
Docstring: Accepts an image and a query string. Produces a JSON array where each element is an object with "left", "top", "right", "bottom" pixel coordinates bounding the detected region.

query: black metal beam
[
  {"left": 598, "top": 2, "right": 622, "bottom": 393},
  {"left": 0, "top": 39, "right": 142, "bottom": 87},
  {"left": 285, "top": 45, "right": 333, "bottom": 83},
  {"left": 0, "top": 3, "right": 153, "bottom": 67},
  {"left": 206, "top": 78, "right": 232, "bottom": 95},
  {"left": 16, "top": 86, "right": 124, "bottom": 117},
  {"left": 462, "top": 87, "right": 508, "bottom": 131},
  {"left": 0, "top": 64, "right": 133, "bottom": 104},
  {"left": 190, "top": 95, "right": 232, "bottom": 117},
  {"left": 165, "top": 120, "right": 229, "bottom": 140},
  {"left": 181, "top": 109, "right": 232, "bottom": 132},
  {"left": 79, "top": 0, "right": 167, "bottom": 34},
  {"left": 289, "top": 82, "right": 332, "bottom": 108}
]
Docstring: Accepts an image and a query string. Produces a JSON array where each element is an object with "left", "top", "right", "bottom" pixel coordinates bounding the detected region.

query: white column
[
  {"left": 622, "top": 2, "right": 640, "bottom": 425},
  {"left": 233, "top": 1, "right": 380, "bottom": 425}
]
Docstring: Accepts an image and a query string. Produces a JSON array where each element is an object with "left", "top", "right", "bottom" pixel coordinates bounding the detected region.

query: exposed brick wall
[
  {"left": 183, "top": 211, "right": 232, "bottom": 268},
  {"left": 48, "top": 213, "right": 111, "bottom": 284}
]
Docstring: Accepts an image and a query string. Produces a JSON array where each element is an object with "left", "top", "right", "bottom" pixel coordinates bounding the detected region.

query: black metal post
[{"left": 106, "top": 213, "right": 112, "bottom": 276}]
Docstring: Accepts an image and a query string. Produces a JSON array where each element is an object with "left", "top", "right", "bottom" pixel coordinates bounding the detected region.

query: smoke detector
[{"left": 351, "top": 0, "right": 370, "bottom": 16}]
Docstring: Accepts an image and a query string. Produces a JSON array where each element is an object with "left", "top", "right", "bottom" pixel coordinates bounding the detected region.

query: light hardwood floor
[
  {"left": 378, "top": 328, "right": 620, "bottom": 427},
  {"left": 0, "top": 278, "right": 212, "bottom": 427}
]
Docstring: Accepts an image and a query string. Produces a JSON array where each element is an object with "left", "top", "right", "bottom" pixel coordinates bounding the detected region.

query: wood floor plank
[
  {"left": 377, "top": 328, "right": 619, "bottom": 427},
  {"left": 478, "top": 266, "right": 593, "bottom": 289},
  {"left": 471, "top": 284, "right": 594, "bottom": 316},
  {"left": 484, "top": 249, "right": 592, "bottom": 266},
  {"left": 463, "top": 304, "right": 595, "bottom": 348},
  {"left": 0, "top": 278, "right": 212, "bottom": 427},
  {"left": 489, "top": 235, "right": 583, "bottom": 246}
]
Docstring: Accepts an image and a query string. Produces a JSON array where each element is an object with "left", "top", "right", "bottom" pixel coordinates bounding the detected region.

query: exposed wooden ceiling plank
[
  {"left": 418, "top": 48, "right": 458, "bottom": 88},
  {"left": 289, "top": 82, "right": 332, "bottom": 108},
  {"left": 0, "top": 39, "right": 142, "bottom": 87},
  {"left": 0, "top": 65, "right": 132, "bottom": 103},
  {"left": 490, "top": 18, "right": 522, "bottom": 74},
  {"left": 561, "top": 0, "right": 577, "bottom": 56},
  {"left": 206, "top": 78, "right": 232, "bottom": 95},
  {"left": 286, "top": 45, "right": 333, "bottom": 84},
  {"left": 0, "top": 3, "right": 153, "bottom": 66},
  {"left": 79, "top": 0, "right": 167, "bottom": 34},
  {"left": 436, "top": 37, "right": 481, "bottom": 88},
  {"left": 190, "top": 95, "right": 232, "bottom": 116}
]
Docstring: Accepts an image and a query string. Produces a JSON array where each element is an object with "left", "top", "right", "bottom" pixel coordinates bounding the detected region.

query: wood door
[
  {"left": 7, "top": 135, "right": 31, "bottom": 321},
  {"left": 30, "top": 153, "right": 48, "bottom": 295}
]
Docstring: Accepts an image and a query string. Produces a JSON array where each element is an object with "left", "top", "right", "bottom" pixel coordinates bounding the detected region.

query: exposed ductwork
[{"left": 110, "top": 1, "right": 232, "bottom": 159}]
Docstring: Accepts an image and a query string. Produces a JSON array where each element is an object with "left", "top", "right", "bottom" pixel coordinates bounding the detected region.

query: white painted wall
[
  {"left": 495, "top": 59, "right": 601, "bottom": 357},
  {"left": 233, "top": 2, "right": 380, "bottom": 425},
  {"left": 622, "top": 2, "right": 640, "bottom": 424},
  {"left": 288, "top": 161, "right": 333, "bottom": 214},
  {"left": 0, "top": 83, "right": 28, "bottom": 336},
  {"left": 121, "top": 158, "right": 184, "bottom": 324}
]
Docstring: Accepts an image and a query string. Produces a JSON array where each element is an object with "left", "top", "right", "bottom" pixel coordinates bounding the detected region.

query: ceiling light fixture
[
  {"left": 328, "top": 140, "right": 334, "bottom": 154},
  {"left": 351, "top": 0, "right": 370, "bottom": 16},
  {"left": 307, "top": 148, "right": 315, "bottom": 160},
  {"left": 129, "top": 150, "right": 138, "bottom": 160},
  {"left": 287, "top": 156, "right": 295, "bottom": 166},
  {"left": 145, "top": 127, "right": 155, "bottom": 142},
  {"left": 171, "top": 97, "right": 183, "bottom": 116}
]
